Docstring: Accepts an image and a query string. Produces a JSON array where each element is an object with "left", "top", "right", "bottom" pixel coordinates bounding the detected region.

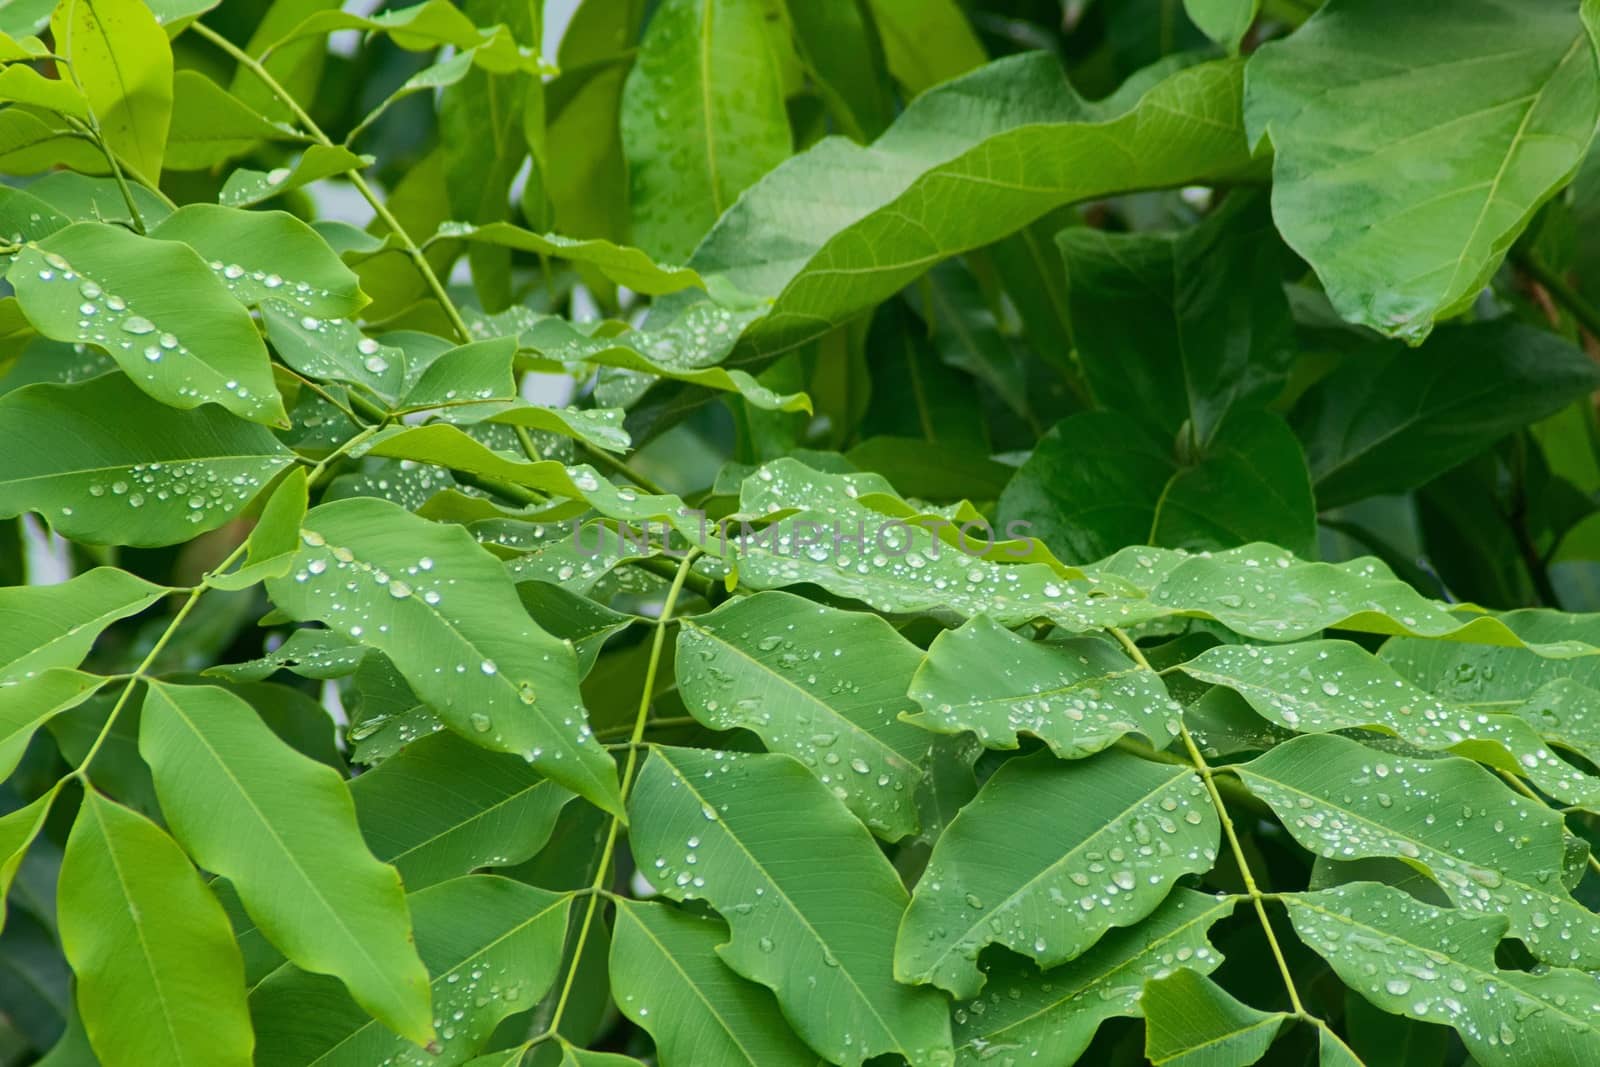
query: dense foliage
[{"left": 5, "top": 0, "right": 1600, "bottom": 1064}]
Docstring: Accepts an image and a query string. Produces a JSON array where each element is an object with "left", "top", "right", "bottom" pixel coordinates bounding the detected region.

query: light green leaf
[
  {"left": 609, "top": 900, "right": 820, "bottom": 1067},
  {"left": 691, "top": 55, "right": 1258, "bottom": 358},
  {"left": 261, "top": 0, "right": 541, "bottom": 73},
  {"left": 555, "top": 1046, "right": 647, "bottom": 1067},
  {"left": 1181, "top": 639, "right": 1600, "bottom": 810},
  {"left": 998, "top": 411, "right": 1317, "bottom": 562},
  {"left": 8, "top": 223, "right": 287, "bottom": 425},
  {"left": 1185, "top": 0, "right": 1258, "bottom": 52},
  {"left": 139, "top": 680, "right": 433, "bottom": 1045},
  {"left": 435, "top": 221, "right": 707, "bottom": 295},
  {"left": 629, "top": 746, "right": 953, "bottom": 1066},
  {"left": 1285, "top": 882, "right": 1600, "bottom": 1067},
  {"left": 675, "top": 590, "right": 932, "bottom": 840},
  {"left": 264, "top": 497, "right": 624, "bottom": 816},
  {"left": 0, "top": 108, "right": 104, "bottom": 174},
  {"left": 1236, "top": 732, "right": 1600, "bottom": 969},
  {"left": 621, "top": 0, "right": 792, "bottom": 261},
  {"left": 895, "top": 749, "right": 1218, "bottom": 999},
  {"left": 905, "top": 615, "right": 1181, "bottom": 758},
  {"left": 52, "top": 0, "right": 172, "bottom": 181},
  {"left": 165, "top": 69, "right": 302, "bottom": 171},
  {"left": 0, "top": 375, "right": 296, "bottom": 546},
  {"left": 0, "top": 63, "right": 88, "bottom": 119},
  {"left": 0, "top": 785, "right": 61, "bottom": 934},
  {"left": 260, "top": 303, "right": 407, "bottom": 398},
  {"left": 58, "top": 791, "right": 252, "bottom": 1067},
  {"left": 864, "top": 0, "right": 984, "bottom": 95},
  {"left": 1245, "top": 0, "right": 1600, "bottom": 341},
  {"left": 952, "top": 890, "right": 1235, "bottom": 1066},
  {"left": 1142, "top": 969, "right": 1290, "bottom": 1067},
  {"left": 219, "top": 144, "right": 372, "bottom": 209},
  {"left": 1292, "top": 322, "right": 1600, "bottom": 506},
  {"left": 148, "top": 205, "right": 366, "bottom": 319},
  {"left": 250, "top": 875, "right": 571, "bottom": 1067},
  {"left": 207, "top": 468, "right": 309, "bottom": 591},
  {"left": 351, "top": 730, "right": 574, "bottom": 890},
  {"left": 0, "top": 671, "right": 105, "bottom": 780},
  {"left": 0, "top": 566, "right": 164, "bottom": 681}
]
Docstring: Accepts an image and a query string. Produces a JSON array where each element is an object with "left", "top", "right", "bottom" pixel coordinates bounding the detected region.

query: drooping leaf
[
  {"left": 675, "top": 590, "right": 932, "bottom": 840},
  {"left": 0, "top": 375, "right": 296, "bottom": 546},
  {"left": 8, "top": 223, "right": 287, "bottom": 425},
  {"left": 0, "top": 566, "right": 164, "bottom": 681},
  {"left": 904, "top": 615, "right": 1181, "bottom": 758},
  {"left": 609, "top": 900, "right": 819, "bottom": 1067},
  {"left": 57, "top": 791, "right": 253, "bottom": 1067},
  {"left": 621, "top": 0, "right": 792, "bottom": 261},
  {"left": 138, "top": 680, "right": 434, "bottom": 1044},
  {"left": 1245, "top": 0, "right": 1600, "bottom": 340},
  {"left": 1236, "top": 732, "right": 1600, "bottom": 969},
  {"left": 435, "top": 221, "right": 707, "bottom": 295},
  {"left": 250, "top": 875, "right": 571, "bottom": 1067},
  {"left": 264, "top": 496, "right": 624, "bottom": 816},
  {"left": 628, "top": 746, "right": 953, "bottom": 1066},
  {"left": 0, "top": 785, "right": 61, "bottom": 934},
  {"left": 953, "top": 889, "right": 1235, "bottom": 1065},
  {"left": 1142, "top": 969, "right": 1290, "bottom": 1067},
  {"left": 895, "top": 748, "right": 1218, "bottom": 999},
  {"left": 350, "top": 730, "right": 574, "bottom": 890},
  {"left": 206, "top": 467, "right": 309, "bottom": 592},
  {"left": 51, "top": 0, "right": 173, "bottom": 181},
  {"left": 1285, "top": 881, "right": 1600, "bottom": 1066},
  {"left": 0, "top": 672, "right": 106, "bottom": 780}
]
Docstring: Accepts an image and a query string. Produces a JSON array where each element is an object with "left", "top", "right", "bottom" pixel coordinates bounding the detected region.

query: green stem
[
  {"left": 190, "top": 21, "right": 474, "bottom": 344},
  {"left": 540, "top": 550, "right": 700, "bottom": 1039},
  {"left": 1112, "top": 627, "right": 1308, "bottom": 1017}
]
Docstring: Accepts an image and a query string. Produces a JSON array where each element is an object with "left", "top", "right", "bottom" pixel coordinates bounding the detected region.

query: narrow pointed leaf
[
  {"left": 0, "top": 375, "right": 296, "bottom": 546},
  {"left": 0, "top": 785, "right": 61, "bottom": 935},
  {"left": 895, "top": 749, "right": 1218, "bottom": 999},
  {"left": 0, "top": 671, "right": 105, "bottom": 780},
  {"left": 351, "top": 731, "right": 574, "bottom": 890},
  {"left": 250, "top": 875, "right": 570, "bottom": 1067},
  {"left": 609, "top": 900, "right": 819, "bottom": 1067},
  {"left": 8, "top": 223, "right": 286, "bottom": 424},
  {"left": 0, "top": 566, "right": 164, "bottom": 681},
  {"left": 628, "top": 747, "right": 952, "bottom": 1066},
  {"left": 436, "top": 221, "right": 706, "bottom": 295},
  {"left": 139, "top": 680, "right": 433, "bottom": 1044},
  {"left": 207, "top": 468, "right": 308, "bottom": 591},
  {"left": 675, "top": 590, "right": 932, "bottom": 840},
  {"left": 905, "top": 615, "right": 1181, "bottom": 758},
  {"left": 265, "top": 497, "right": 623, "bottom": 816},
  {"left": 1285, "top": 882, "right": 1600, "bottom": 1066},
  {"left": 1236, "top": 732, "right": 1600, "bottom": 969},
  {"left": 1142, "top": 969, "right": 1289, "bottom": 1067},
  {"left": 58, "top": 791, "right": 252, "bottom": 1067}
]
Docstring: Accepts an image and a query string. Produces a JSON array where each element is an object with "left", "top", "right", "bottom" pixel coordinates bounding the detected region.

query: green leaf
[
  {"left": 0, "top": 671, "right": 105, "bottom": 780},
  {"left": 264, "top": 496, "right": 624, "bottom": 816},
  {"left": 219, "top": 145, "right": 372, "bottom": 209},
  {"left": 0, "top": 375, "right": 296, "bottom": 546},
  {"left": 1057, "top": 195, "right": 1292, "bottom": 446},
  {"left": 786, "top": 0, "right": 895, "bottom": 139},
  {"left": 165, "top": 69, "right": 301, "bottom": 171},
  {"left": 609, "top": 899, "right": 820, "bottom": 1067},
  {"left": 261, "top": 0, "right": 541, "bottom": 72},
  {"left": 148, "top": 204, "right": 366, "bottom": 319},
  {"left": 1293, "top": 322, "right": 1600, "bottom": 506},
  {"left": 8, "top": 223, "right": 287, "bottom": 425},
  {"left": 1285, "top": 881, "right": 1600, "bottom": 1066},
  {"left": 675, "top": 590, "right": 932, "bottom": 840},
  {"left": 0, "top": 785, "right": 62, "bottom": 935},
  {"left": 998, "top": 411, "right": 1317, "bottom": 562},
  {"left": 864, "top": 0, "right": 984, "bottom": 95},
  {"left": 58, "top": 791, "right": 252, "bottom": 1067},
  {"left": 51, "top": 0, "right": 173, "bottom": 181},
  {"left": 434, "top": 221, "right": 707, "bottom": 295},
  {"left": 905, "top": 615, "right": 1181, "bottom": 759},
  {"left": 1142, "top": 969, "right": 1290, "bottom": 1067},
  {"left": 628, "top": 746, "right": 952, "bottom": 1066},
  {"left": 250, "top": 875, "right": 571, "bottom": 1067},
  {"left": 1235, "top": 732, "right": 1600, "bottom": 969},
  {"left": 138, "top": 680, "right": 434, "bottom": 1044},
  {"left": 953, "top": 889, "right": 1235, "bottom": 1065},
  {"left": 894, "top": 748, "right": 1218, "bottom": 999},
  {"left": 691, "top": 54, "right": 1259, "bottom": 357},
  {"left": 1185, "top": 0, "right": 1258, "bottom": 52},
  {"left": 621, "top": 0, "right": 792, "bottom": 261},
  {"left": 1245, "top": 0, "right": 1600, "bottom": 341},
  {"left": 0, "top": 566, "right": 164, "bottom": 681},
  {"left": 207, "top": 467, "right": 308, "bottom": 591},
  {"left": 350, "top": 730, "right": 574, "bottom": 890}
]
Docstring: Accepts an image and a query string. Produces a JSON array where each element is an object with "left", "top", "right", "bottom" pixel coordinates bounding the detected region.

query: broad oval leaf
[
  {"left": 675, "top": 590, "right": 932, "bottom": 841},
  {"left": 1245, "top": 0, "right": 1600, "bottom": 340},
  {"left": 0, "top": 375, "right": 296, "bottom": 546},
  {"left": 895, "top": 748, "right": 1218, "bottom": 999},
  {"left": 138, "top": 680, "right": 433, "bottom": 1044},
  {"left": 264, "top": 496, "right": 623, "bottom": 816},
  {"left": 58, "top": 791, "right": 252, "bottom": 1067},
  {"left": 628, "top": 746, "right": 953, "bottom": 1066},
  {"left": 0, "top": 566, "right": 164, "bottom": 682},
  {"left": 609, "top": 899, "right": 819, "bottom": 1067},
  {"left": 8, "top": 223, "right": 286, "bottom": 424}
]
